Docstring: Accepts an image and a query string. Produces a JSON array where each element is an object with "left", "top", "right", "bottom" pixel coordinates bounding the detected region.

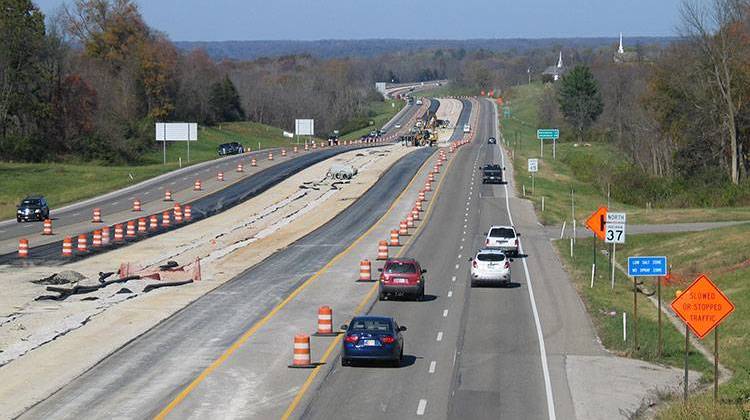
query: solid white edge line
[{"left": 494, "top": 100, "right": 556, "bottom": 420}]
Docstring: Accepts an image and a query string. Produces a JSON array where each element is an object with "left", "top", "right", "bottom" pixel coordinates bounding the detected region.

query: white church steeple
[
  {"left": 557, "top": 51, "right": 563, "bottom": 68},
  {"left": 618, "top": 32, "right": 624, "bottom": 54}
]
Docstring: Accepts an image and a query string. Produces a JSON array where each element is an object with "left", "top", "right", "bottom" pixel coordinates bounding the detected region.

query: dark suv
[
  {"left": 17, "top": 196, "right": 50, "bottom": 222},
  {"left": 482, "top": 164, "right": 504, "bottom": 184},
  {"left": 217, "top": 142, "right": 244, "bottom": 156}
]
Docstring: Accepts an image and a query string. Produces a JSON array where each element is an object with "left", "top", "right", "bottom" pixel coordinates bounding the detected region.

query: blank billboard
[
  {"left": 295, "top": 119, "right": 314, "bottom": 136},
  {"left": 155, "top": 122, "right": 198, "bottom": 141}
]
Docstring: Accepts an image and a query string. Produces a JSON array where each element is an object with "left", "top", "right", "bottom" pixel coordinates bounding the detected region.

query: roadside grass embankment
[
  {"left": 340, "top": 99, "right": 403, "bottom": 141},
  {"left": 554, "top": 224, "right": 750, "bottom": 419},
  {"left": 418, "top": 84, "right": 478, "bottom": 98},
  {"left": 501, "top": 83, "right": 750, "bottom": 226}
]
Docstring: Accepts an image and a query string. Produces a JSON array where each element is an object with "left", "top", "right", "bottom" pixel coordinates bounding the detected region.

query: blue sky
[{"left": 33, "top": 0, "right": 682, "bottom": 41}]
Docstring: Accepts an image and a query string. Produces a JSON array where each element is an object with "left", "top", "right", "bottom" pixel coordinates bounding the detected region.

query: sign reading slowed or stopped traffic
[
  {"left": 671, "top": 274, "right": 735, "bottom": 339},
  {"left": 628, "top": 256, "right": 667, "bottom": 277}
]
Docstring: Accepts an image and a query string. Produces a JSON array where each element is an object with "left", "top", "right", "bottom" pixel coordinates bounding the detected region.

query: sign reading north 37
[
  {"left": 605, "top": 212, "right": 626, "bottom": 244},
  {"left": 628, "top": 256, "right": 667, "bottom": 277},
  {"left": 536, "top": 129, "right": 559, "bottom": 139},
  {"left": 527, "top": 158, "right": 538, "bottom": 173}
]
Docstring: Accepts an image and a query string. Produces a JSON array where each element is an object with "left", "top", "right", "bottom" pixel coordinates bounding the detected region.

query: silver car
[{"left": 469, "top": 249, "right": 511, "bottom": 287}]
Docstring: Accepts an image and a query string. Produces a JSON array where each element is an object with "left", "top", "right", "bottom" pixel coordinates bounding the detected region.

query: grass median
[{"left": 554, "top": 223, "right": 750, "bottom": 418}]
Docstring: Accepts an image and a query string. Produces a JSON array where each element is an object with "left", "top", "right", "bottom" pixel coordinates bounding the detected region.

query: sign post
[
  {"left": 537, "top": 129, "right": 560, "bottom": 159},
  {"left": 671, "top": 274, "right": 734, "bottom": 404},
  {"left": 527, "top": 159, "right": 538, "bottom": 195},
  {"left": 628, "top": 256, "right": 668, "bottom": 352},
  {"left": 605, "top": 212, "right": 626, "bottom": 289},
  {"left": 586, "top": 207, "right": 608, "bottom": 279}
]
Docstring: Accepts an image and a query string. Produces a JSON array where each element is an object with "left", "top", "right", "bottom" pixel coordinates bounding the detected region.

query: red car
[{"left": 378, "top": 258, "right": 426, "bottom": 301}]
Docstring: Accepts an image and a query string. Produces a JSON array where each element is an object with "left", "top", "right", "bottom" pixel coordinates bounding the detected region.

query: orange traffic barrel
[
  {"left": 237, "top": 163, "right": 244, "bottom": 173},
  {"left": 162, "top": 211, "right": 171, "bottom": 227},
  {"left": 102, "top": 226, "right": 110, "bottom": 244},
  {"left": 62, "top": 237, "right": 73, "bottom": 257},
  {"left": 312, "top": 142, "right": 317, "bottom": 149},
  {"left": 132, "top": 199, "right": 142, "bottom": 212},
  {"left": 288, "top": 334, "right": 315, "bottom": 368},
  {"left": 406, "top": 214, "right": 415, "bottom": 228},
  {"left": 358, "top": 259, "right": 372, "bottom": 282},
  {"left": 424, "top": 181, "right": 432, "bottom": 192},
  {"left": 184, "top": 205, "right": 192, "bottom": 221},
  {"left": 18, "top": 239, "right": 29, "bottom": 258},
  {"left": 281, "top": 149, "right": 287, "bottom": 157},
  {"left": 251, "top": 157, "right": 257, "bottom": 167},
  {"left": 126, "top": 221, "right": 136, "bottom": 237},
  {"left": 399, "top": 220, "right": 409, "bottom": 236},
  {"left": 217, "top": 171, "right": 224, "bottom": 181},
  {"left": 268, "top": 152, "right": 274, "bottom": 161},
  {"left": 304, "top": 143, "right": 309, "bottom": 151},
  {"left": 42, "top": 219, "right": 53, "bottom": 235},
  {"left": 418, "top": 191, "right": 425, "bottom": 202},
  {"left": 314, "top": 306, "right": 336, "bottom": 336},
  {"left": 149, "top": 215, "right": 158, "bottom": 230},
  {"left": 92, "top": 230, "right": 102, "bottom": 247},
  {"left": 164, "top": 190, "right": 173, "bottom": 201},
  {"left": 411, "top": 208, "right": 420, "bottom": 221},
  {"left": 415, "top": 201, "right": 423, "bottom": 212},
  {"left": 114, "top": 224, "right": 124, "bottom": 241},
  {"left": 293, "top": 146, "right": 298, "bottom": 153},
  {"left": 77, "top": 234, "right": 88, "bottom": 252},
  {"left": 174, "top": 204, "right": 183, "bottom": 224},
  {"left": 92, "top": 208, "right": 102, "bottom": 223},
  {"left": 428, "top": 173, "right": 434, "bottom": 182},
  {"left": 433, "top": 165, "right": 440, "bottom": 173},
  {"left": 377, "top": 240, "right": 389, "bottom": 260},
  {"left": 193, "top": 179, "right": 202, "bottom": 191},
  {"left": 138, "top": 218, "right": 147, "bottom": 233},
  {"left": 389, "top": 230, "right": 400, "bottom": 247}
]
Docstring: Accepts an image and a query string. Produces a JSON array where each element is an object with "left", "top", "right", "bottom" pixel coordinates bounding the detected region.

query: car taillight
[
  {"left": 381, "top": 336, "right": 395, "bottom": 344},
  {"left": 485, "top": 239, "right": 490, "bottom": 246},
  {"left": 344, "top": 335, "right": 358, "bottom": 343},
  {"left": 472, "top": 260, "right": 477, "bottom": 268},
  {"left": 505, "top": 261, "right": 510, "bottom": 269}
]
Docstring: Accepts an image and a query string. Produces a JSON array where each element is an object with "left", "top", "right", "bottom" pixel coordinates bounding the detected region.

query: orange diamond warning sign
[
  {"left": 585, "top": 206, "right": 608, "bottom": 240},
  {"left": 671, "top": 274, "right": 735, "bottom": 339}
]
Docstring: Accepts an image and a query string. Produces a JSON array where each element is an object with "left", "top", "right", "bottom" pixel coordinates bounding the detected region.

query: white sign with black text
[
  {"left": 605, "top": 212, "right": 627, "bottom": 244},
  {"left": 528, "top": 158, "right": 538, "bottom": 173}
]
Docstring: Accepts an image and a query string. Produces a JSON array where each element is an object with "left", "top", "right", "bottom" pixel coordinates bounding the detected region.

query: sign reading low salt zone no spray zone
[{"left": 627, "top": 256, "right": 668, "bottom": 277}]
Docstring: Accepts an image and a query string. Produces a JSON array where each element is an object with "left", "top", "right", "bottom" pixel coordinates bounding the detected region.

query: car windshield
[
  {"left": 21, "top": 200, "right": 41, "bottom": 206},
  {"left": 477, "top": 253, "right": 505, "bottom": 262},
  {"left": 489, "top": 228, "right": 515, "bottom": 238},
  {"left": 385, "top": 262, "right": 417, "bottom": 274},
  {"left": 350, "top": 319, "right": 392, "bottom": 332}
]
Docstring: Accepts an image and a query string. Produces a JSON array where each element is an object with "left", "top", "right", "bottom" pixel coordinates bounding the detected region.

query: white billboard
[
  {"left": 155, "top": 122, "right": 198, "bottom": 141},
  {"left": 375, "top": 82, "right": 387, "bottom": 94},
  {"left": 295, "top": 119, "right": 314, "bottom": 136}
]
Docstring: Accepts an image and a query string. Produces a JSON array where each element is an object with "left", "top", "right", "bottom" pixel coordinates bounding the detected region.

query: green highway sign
[{"left": 537, "top": 129, "right": 559, "bottom": 139}]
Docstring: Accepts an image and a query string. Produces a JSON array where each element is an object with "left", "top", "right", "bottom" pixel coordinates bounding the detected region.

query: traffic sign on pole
[
  {"left": 605, "top": 212, "right": 626, "bottom": 244},
  {"left": 585, "top": 207, "right": 607, "bottom": 241},
  {"left": 527, "top": 158, "right": 538, "bottom": 173},
  {"left": 536, "top": 129, "right": 560, "bottom": 139},
  {"left": 627, "top": 256, "right": 668, "bottom": 277},
  {"left": 671, "top": 274, "right": 734, "bottom": 339}
]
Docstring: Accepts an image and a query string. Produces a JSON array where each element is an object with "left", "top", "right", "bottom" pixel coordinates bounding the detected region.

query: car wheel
[
  {"left": 17, "top": 217, "right": 22, "bottom": 223},
  {"left": 379, "top": 293, "right": 387, "bottom": 301},
  {"left": 470, "top": 280, "right": 477, "bottom": 287}
]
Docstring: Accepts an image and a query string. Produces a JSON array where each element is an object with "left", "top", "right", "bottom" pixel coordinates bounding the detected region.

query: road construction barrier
[
  {"left": 281, "top": 149, "right": 287, "bottom": 157},
  {"left": 314, "top": 306, "right": 336, "bottom": 336},
  {"left": 433, "top": 165, "right": 440, "bottom": 173},
  {"left": 312, "top": 142, "right": 317, "bottom": 149},
  {"left": 415, "top": 201, "right": 423, "bottom": 212},
  {"left": 377, "top": 240, "right": 389, "bottom": 260},
  {"left": 149, "top": 215, "right": 158, "bottom": 231},
  {"left": 359, "top": 259, "right": 372, "bottom": 282},
  {"left": 77, "top": 234, "right": 88, "bottom": 252},
  {"left": 399, "top": 220, "right": 409, "bottom": 236},
  {"left": 194, "top": 179, "right": 202, "bottom": 191},
  {"left": 92, "top": 230, "right": 102, "bottom": 247},
  {"left": 114, "top": 224, "right": 124, "bottom": 241},
  {"left": 428, "top": 173, "right": 434, "bottom": 182},
  {"left": 289, "top": 334, "right": 315, "bottom": 368},
  {"left": 251, "top": 157, "right": 257, "bottom": 167},
  {"left": 418, "top": 191, "right": 425, "bottom": 202},
  {"left": 92, "top": 208, "right": 102, "bottom": 223},
  {"left": 411, "top": 208, "right": 420, "bottom": 220},
  {"left": 42, "top": 219, "right": 52, "bottom": 235},
  {"left": 174, "top": 204, "right": 183, "bottom": 224},
  {"left": 62, "top": 237, "right": 73, "bottom": 257},
  {"left": 138, "top": 218, "right": 147, "bottom": 233},
  {"left": 132, "top": 199, "right": 142, "bottom": 212},
  {"left": 293, "top": 146, "right": 298, "bottom": 153},
  {"left": 268, "top": 152, "right": 274, "bottom": 161},
  {"left": 406, "top": 214, "right": 415, "bottom": 228},
  {"left": 424, "top": 181, "right": 432, "bottom": 192},
  {"left": 304, "top": 143, "right": 309, "bottom": 151},
  {"left": 184, "top": 205, "right": 192, "bottom": 221},
  {"left": 389, "top": 229, "right": 400, "bottom": 246},
  {"left": 237, "top": 163, "right": 244, "bottom": 173},
  {"left": 217, "top": 171, "right": 224, "bottom": 181},
  {"left": 18, "top": 239, "right": 29, "bottom": 258},
  {"left": 126, "top": 221, "right": 136, "bottom": 237},
  {"left": 164, "top": 190, "right": 173, "bottom": 201},
  {"left": 162, "top": 211, "right": 171, "bottom": 227},
  {"left": 102, "top": 226, "right": 110, "bottom": 244}
]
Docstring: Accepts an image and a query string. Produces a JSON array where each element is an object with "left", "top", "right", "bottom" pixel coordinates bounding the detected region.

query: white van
[{"left": 463, "top": 124, "right": 471, "bottom": 133}]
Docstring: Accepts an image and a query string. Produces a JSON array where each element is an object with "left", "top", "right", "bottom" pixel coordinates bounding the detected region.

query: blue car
[{"left": 341, "top": 316, "right": 406, "bottom": 367}]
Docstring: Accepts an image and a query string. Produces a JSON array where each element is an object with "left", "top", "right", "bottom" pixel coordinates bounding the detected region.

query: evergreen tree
[
  {"left": 209, "top": 75, "right": 245, "bottom": 123},
  {"left": 556, "top": 65, "right": 603, "bottom": 142}
]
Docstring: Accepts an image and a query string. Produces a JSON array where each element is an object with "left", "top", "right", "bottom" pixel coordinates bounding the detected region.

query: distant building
[
  {"left": 613, "top": 33, "right": 639, "bottom": 64},
  {"left": 542, "top": 51, "right": 567, "bottom": 83}
]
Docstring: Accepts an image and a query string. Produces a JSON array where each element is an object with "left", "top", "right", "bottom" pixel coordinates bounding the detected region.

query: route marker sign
[
  {"left": 585, "top": 206, "right": 608, "bottom": 240},
  {"left": 627, "top": 256, "right": 668, "bottom": 277},
  {"left": 527, "top": 158, "right": 538, "bottom": 173},
  {"left": 605, "top": 212, "right": 626, "bottom": 244},
  {"left": 671, "top": 274, "right": 734, "bottom": 339}
]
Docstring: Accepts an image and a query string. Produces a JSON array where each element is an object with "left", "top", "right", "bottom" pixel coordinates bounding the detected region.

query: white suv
[
  {"left": 485, "top": 225, "right": 520, "bottom": 256},
  {"left": 469, "top": 249, "right": 511, "bottom": 286}
]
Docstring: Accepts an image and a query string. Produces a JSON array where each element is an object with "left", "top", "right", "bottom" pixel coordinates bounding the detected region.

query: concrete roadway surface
[
  {"left": 0, "top": 103, "right": 421, "bottom": 257},
  {"left": 19, "top": 147, "right": 437, "bottom": 419},
  {"left": 300, "top": 98, "right": 602, "bottom": 419}
]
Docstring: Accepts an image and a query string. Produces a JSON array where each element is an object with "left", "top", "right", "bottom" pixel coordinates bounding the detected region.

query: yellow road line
[
  {"left": 280, "top": 146, "right": 460, "bottom": 419},
  {"left": 154, "top": 148, "right": 435, "bottom": 420}
]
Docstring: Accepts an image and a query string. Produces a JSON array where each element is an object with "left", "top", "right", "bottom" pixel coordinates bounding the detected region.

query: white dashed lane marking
[
  {"left": 443, "top": 310, "right": 449, "bottom": 317},
  {"left": 428, "top": 361, "right": 436, "bottom": 373},
  {"left": 448, "top": 290, "right": 453, "bottom": 297},
  {"left": 417, "top": 399, "right": 427, "bottom": 416},
  {"left": 436, "top": 332, "right": 443, "bottom": 342}
]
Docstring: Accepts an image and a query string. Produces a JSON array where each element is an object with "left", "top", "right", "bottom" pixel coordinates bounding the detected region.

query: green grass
[
  {"left": 502, "top": 83, "right": 750, "bottom": 226},
  {"left": 340, "top": 99, "right": 403, "bottom": 141},
  {"left": 418, "top": 83, "right": 480, "bottom": 98},
  {"left": 554, "top": 223, "right": 750, "bottom": 418}
]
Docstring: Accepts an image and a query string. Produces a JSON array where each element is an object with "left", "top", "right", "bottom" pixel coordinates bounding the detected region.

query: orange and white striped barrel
[
  {"left": 164, "top": 190, "right": 173, "bottom": 201},
  {"left": 217, "top": 171, "right": 224, "bottom": 181},
  {"left": 92, "top": 208, "right": 102, "bottom": 223},
  {"left": 428, "top": 173, "right": 434, "bottom": 182},
  {"left": 281, "top": 149, "right": 287, "bottom": 157},
  {"left": 316, "top": 306, "right": 334, "bottom": 335},
  {"left": 132, "top": 199, "right": 142, "bottom": 212},
  {"left": 291, "top": 334, "right": 313, "bottom": 367},
  {"left": 149, "top": 215, "right": 158, "bottom": 230},
  {"left": 174, "top": 205, "right": 183, "bottom": 224},
  {"left": 415, "top": 201, "right": 423, "bottom": 212},
  {"left": 42, "top": 219, "right": 53, "bottom": 235},
  {"left": 184, "top": 205, "right": 192, "bottom": 221},
  {"left": 293, "top": 146, "right": 298, "bottom": 153},
  {"left": 92, "top": 230, "right": 102, "bottom": 247},
  {"left": 411, "top": 208, "right": 420, "bottom": 221},
  {"left": 268, "top": 152, "right": 274, "bottom": 161},
  {"left": 193, "top": 179, "right": 202, "bottom": 191},
  {"left": 359, "top": 259, "right": 371, "bottom": 281},
  {"left": 304, "top": 143, "right": 309, "bottom": 151},
  {"left": 114, "top": 224, "right": 124, "bottom": 241},
  {"left": 77, "top": 234, "right": 88, "bottom": 252},
  {"left": 389, "top": 229, "right": 400, "bottom": 246},
  {"left": 251, "top": 157, "right": 257, "bottom": 167},
  {"left": 237, "top": 163, "right": 244, "bottom": 173},
  {"left": 137, "top": 218, "right": 147, "bottom": 233},
  {"left": 102, "top": 226, "right": 110, "bottom": 244},
  {"left": 399, "top": 220, "right": 409, "bottom": 236},
  {"left": 424, "top": 181, "right": 432, "bottom": 192},
  {"left": 161, "top": 211, "right": 171, "bottom": 227},
  {"left": 433, "top": 165, "right": 440, "bottom": 173},
  {"left": 418, "top": 191, "right": 425, "bottom": 202},
  {"left": 18, "top": 239, "right": 29, "bottom": 258},
  {"left": 312, "top": 142, "right": 317, "bottom": 149},
  {"left": 406, "top": 214, "right": 415, "bottom": 228},
  {"left": 126, "top": 221, "right": 136, "bottom": 237},
  {"left": 62, "top": 237, "right": 73, "bottom": 257},
  {"left": 377, "top": 240, "right": 389, "bottom": 260}
]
